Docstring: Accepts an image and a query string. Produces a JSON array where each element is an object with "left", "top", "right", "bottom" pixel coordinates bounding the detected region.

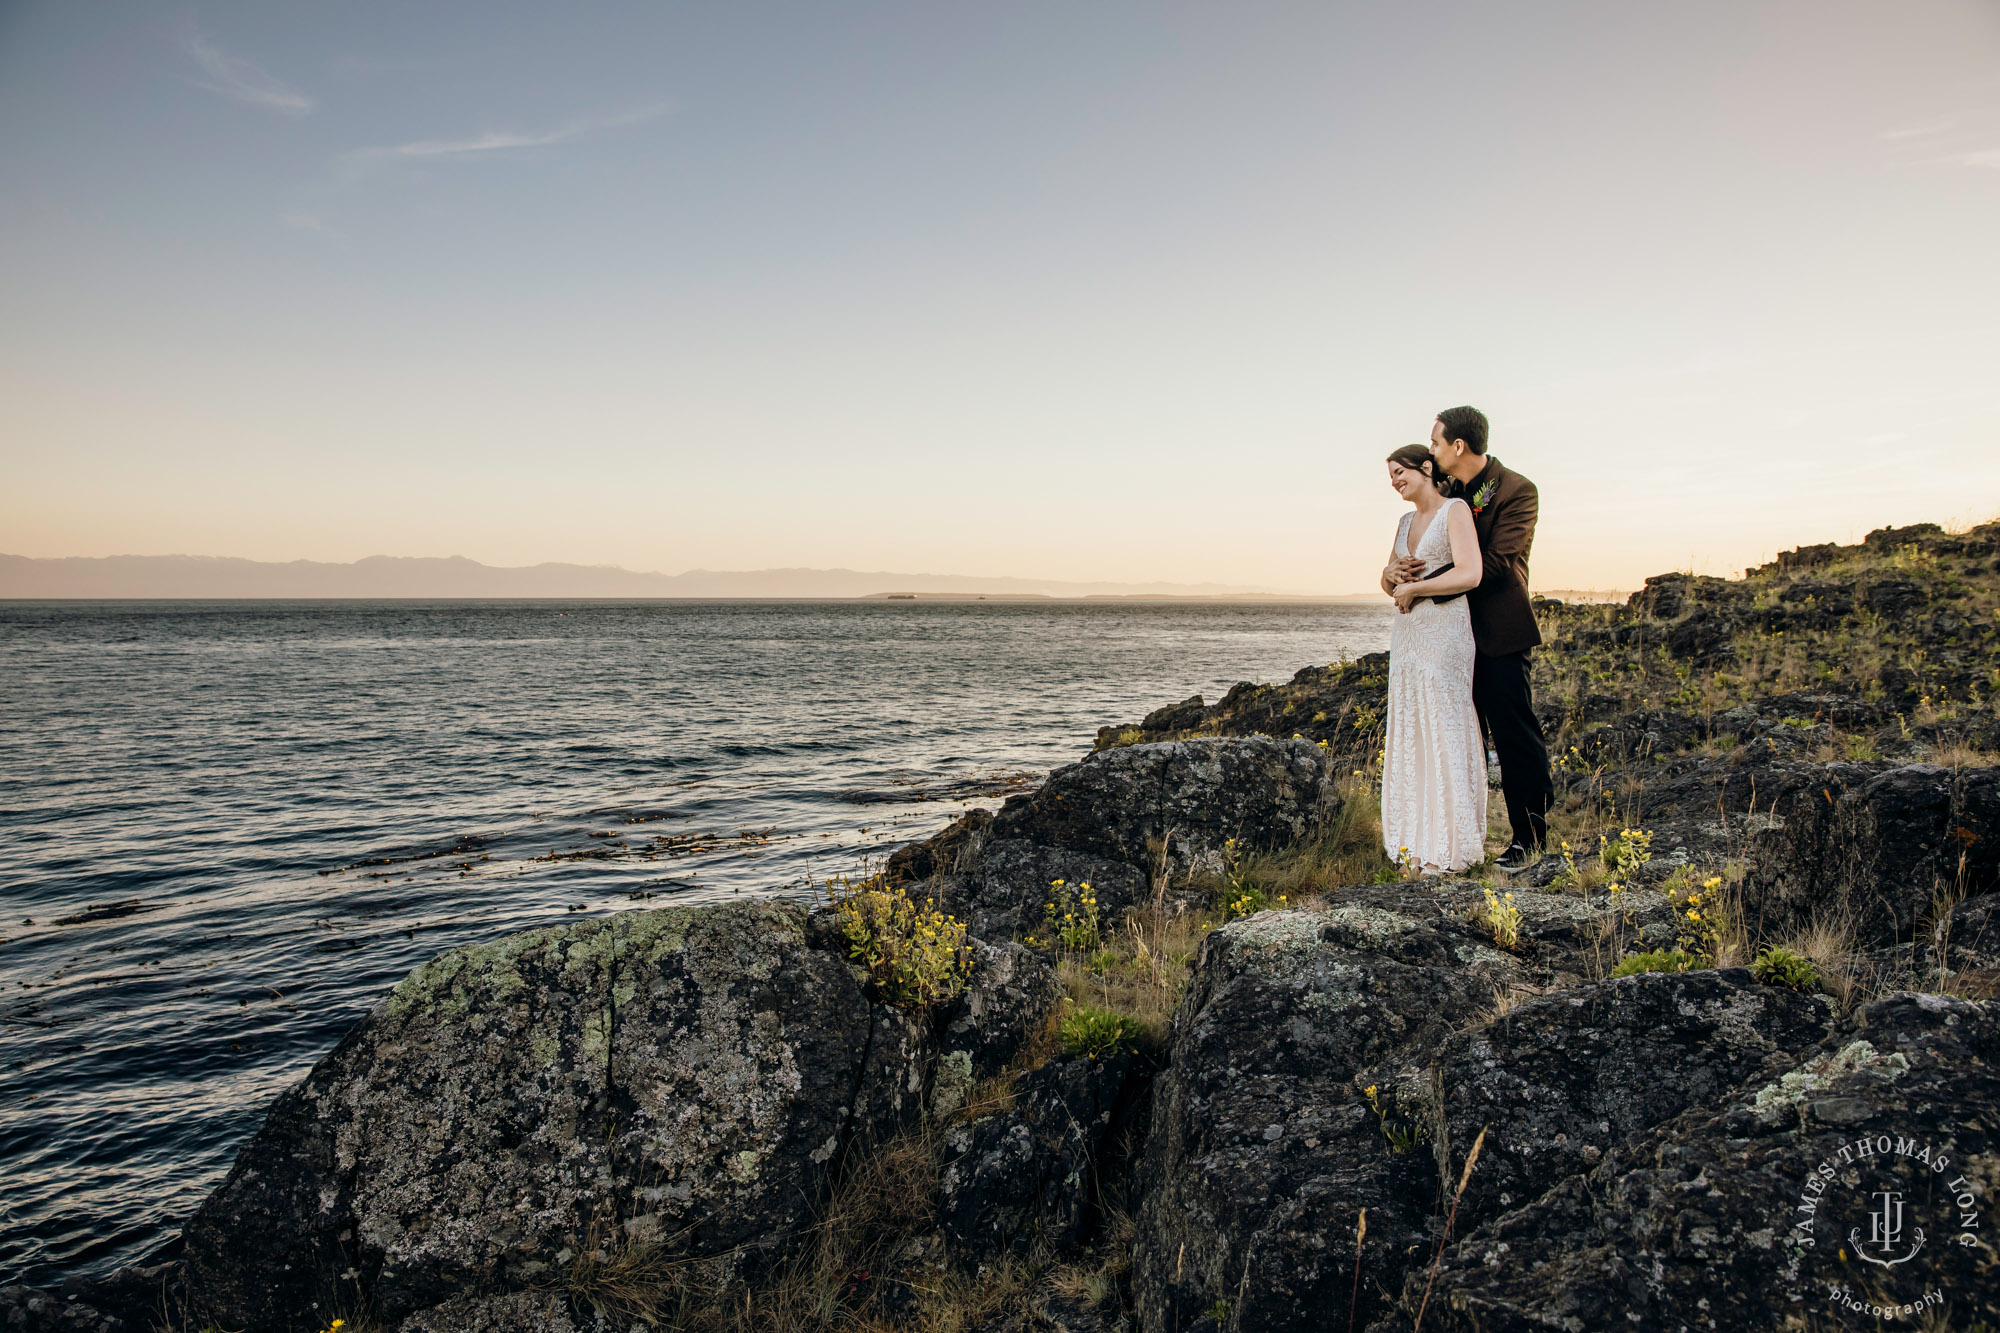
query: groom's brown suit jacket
[{"left": 1443, "top": 456, "right": 1542, "bottom": 658}]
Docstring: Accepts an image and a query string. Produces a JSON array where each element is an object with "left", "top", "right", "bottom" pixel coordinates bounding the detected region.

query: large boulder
[
  {"left": 1405, "top": 991, "right": 2000, "bottom": 1331},
  {"left": 896, "top": 737, "right": 1341, "bottom": 943},
  {"left": 179, "top": 902, "right": 926, "bottom": 1331},
  {"left": 953, "top": 838, "right": 1149, "bottom": 947},
  {"left": 1747, "top": 763, "right": 2000, "bottom": 949},
  {"left": 991, "top": 736, "right": 1338, "bottom": 870},
  {"left": 1421, "top": 969, "right": 1837, "bottom": 1250},
  {"left": 1131, "top": 903, "right": 1522, "bottom": 1333},
  {"left": 1130, "top": 901, "right": 1853, "bottom": 1333}
]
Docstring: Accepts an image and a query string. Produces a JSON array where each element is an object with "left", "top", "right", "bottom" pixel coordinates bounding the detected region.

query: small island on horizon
[
  {"left": 0, "top": 551, "right": 1666, "bottom": 605},
  {"left": 0, "top": 552, "right": 1326, "bottom": 601}
]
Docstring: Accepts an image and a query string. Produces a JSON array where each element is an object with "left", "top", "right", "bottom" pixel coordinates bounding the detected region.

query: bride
[{"left": 1378, "top": 444, "right": 1488, "bottom": 875}]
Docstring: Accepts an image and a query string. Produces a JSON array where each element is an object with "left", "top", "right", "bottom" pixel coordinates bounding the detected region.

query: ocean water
[{"left": 0, "top": 598, "right": 1391, "bottom": 1285}]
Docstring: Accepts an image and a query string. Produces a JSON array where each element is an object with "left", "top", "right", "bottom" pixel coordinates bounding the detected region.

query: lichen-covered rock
[
  {"left": 1404, "top": 991, "right": 2000, "bottom": 1332},
  {"left": 938, "top": 1054, "right": 1139, "bottom": 1264},
  {"left": 991, "top": 737, "right": 1338, "bottom": 871},
  {"left": 898, "top": 738, "right": 1341, "bottom": 942},
  {"left": 932, "top": 941, "right": 1064, "bottom": 1121},
  {"left": 1748, "top": 763, "right": 2000, "bottom": 948},
  {"left": 181, "top": 902, "right": 913, "bottom": 1331},
  {"left": 1131, "top": 905, "right": 1520, "bottom": 1333},
  {"left": 1422, "top": 969, "right": 1838, "bottom": 1249},
  {"left": 1131, "top": 905, "right": 1863, "bottom": 1333},
  {"left": 392, "top": 1289, "right": 583, "bottom": 1332},
  {"left": 952, "top": 839, "right": 1149, "bottom": 946}
]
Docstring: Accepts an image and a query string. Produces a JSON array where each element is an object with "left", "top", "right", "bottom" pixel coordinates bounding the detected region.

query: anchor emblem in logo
[{"left": 1850, "top": 1189, "right": 1926, "bottom": 1267}]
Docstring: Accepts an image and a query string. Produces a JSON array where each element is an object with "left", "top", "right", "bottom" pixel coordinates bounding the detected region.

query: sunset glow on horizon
[{"left": 3, "top": 1, "right": 1997, "bottom": 594}]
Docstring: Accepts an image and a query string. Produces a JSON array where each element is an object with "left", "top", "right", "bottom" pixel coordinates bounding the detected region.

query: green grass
[
  {"left": 1610, "top": 948, "right": 1704, "bottom": 977},
  {"left": 1059, "top": 1003, "right": 1139, "bottom": 1059}
]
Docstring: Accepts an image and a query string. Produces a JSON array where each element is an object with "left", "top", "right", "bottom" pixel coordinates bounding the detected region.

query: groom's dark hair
[{"left": 1436, "top": 406, "right": 1489, "bottom": 455}]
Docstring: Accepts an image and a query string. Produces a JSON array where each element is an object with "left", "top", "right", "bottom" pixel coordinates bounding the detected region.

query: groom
[{"left": 1390, "top": 405, "right": 1555, "bottom": 871}]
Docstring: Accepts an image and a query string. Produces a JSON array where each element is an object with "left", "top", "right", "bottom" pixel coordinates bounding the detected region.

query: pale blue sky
[{"left": 3, "top": 1, "right": 1997, "bottom": 591}]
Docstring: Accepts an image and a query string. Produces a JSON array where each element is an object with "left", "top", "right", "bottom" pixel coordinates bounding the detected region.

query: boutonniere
[{"left": 1470, "top": 476, "right": 1499, "bottom": 514}]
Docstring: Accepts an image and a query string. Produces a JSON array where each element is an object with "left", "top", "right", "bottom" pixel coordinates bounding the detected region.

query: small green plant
[
  {"left": 1671, "top": 875, "right": 1723, "bottom": 959},
  {"left": 1223, "top": 882, "right": 1270, "bottom": 920},
  {"left": 1205, "top": 1297, "right": 1232, "bottom": 1324},
  {"left": 1555, "top": 743, "right": 1592, "bottom": 775},
  {"left": 1213, "top": 838, "right": 1288, "bottom": 918},
  {"left": 1843, "top": 734, "right": 1881, "bottom": 762},
  {"left": 1480, "top": 888, "right": 1521, "bottom": 949},
  {"left": 1600, "top": 827, "right": 1653, "bottom": 878},
  {"left": 828, "top": 875, "right": 976, "bottom": 1009},
  {"left": 1555, "top": 838, "right": 1580, "bottom": 887},
  {"left": 1752, "top": 944, "right": 1821, "bottom": 991},
  {"left": 1610, "top": 947, "right": 1703, "bottom": 977},
  {"left": 1039, "top": 878, "right": 1100, "bottom": 951},
  {"left": 1603, "top": 877, "right": 1634, "bottom": 924},
  {"left": 1362, "top": 1082, "right": 1430, "bottom": 1154},
  {"left": 1060, "top": 1002, "right": 1138, "bottom": 1058}
]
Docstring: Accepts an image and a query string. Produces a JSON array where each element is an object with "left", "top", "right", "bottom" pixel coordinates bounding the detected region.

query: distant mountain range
[{"left": 0, "top": 554, "right": 1372, "bottom": 600}]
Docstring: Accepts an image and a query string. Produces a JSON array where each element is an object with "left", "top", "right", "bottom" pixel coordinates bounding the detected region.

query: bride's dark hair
[{"left": 1386, "top": 444, "right": 1443, "bottom": 491}]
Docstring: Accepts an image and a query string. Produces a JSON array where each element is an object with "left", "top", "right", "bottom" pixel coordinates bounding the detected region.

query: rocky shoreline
[{"left": 9, "top": 523, "right": 1999, "bottom": 1332}]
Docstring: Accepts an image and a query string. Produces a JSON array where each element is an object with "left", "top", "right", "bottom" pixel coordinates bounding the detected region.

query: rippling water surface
[{"left": 0, "top": 598, "right": 1391, "bottom": 1284}]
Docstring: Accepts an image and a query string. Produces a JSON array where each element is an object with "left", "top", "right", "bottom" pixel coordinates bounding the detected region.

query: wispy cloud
[
  {"left": 1877, "top": 105, "right": 2000, "bottom": 170},
  {"left": 1879, "top": 118, "right": 1956, "bottom": 141},
  {"left": 343, "top": 102, "right": 669, "bottom": 169},
  {"left": 185, "top": 33, "right": 313, "bottom": 115},
  {"left": 283, "top": 211, "right": 343, "bottom": 241},
  {"left": 361, "top": 127, "right": 580, "bottom": 159}
]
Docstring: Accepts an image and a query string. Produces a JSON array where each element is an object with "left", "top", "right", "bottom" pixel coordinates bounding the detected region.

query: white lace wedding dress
[{"left": 1381, "top": 498, "right": 1488, "bottom": 873}]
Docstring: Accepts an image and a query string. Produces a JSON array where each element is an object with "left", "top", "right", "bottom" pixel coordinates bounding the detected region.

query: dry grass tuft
[
  {"left": 1229, "top": 775, "right": 1397, "bottom": 901},
  {"left": 561, "top": 1213, "right": 721, "bottom": 1328},
  {"left": 1926, "top": 739, "right": 1996, "bottom": 770},
  {"left": 1704, "top": 871, "right": 1754, "bottom": 970},
  {"left": 1483, "top": 980, "right": 1542, "bottom": 1024},
  {"left": 1581, "top": 891, "right": 1645, "bottom": 983},
  {"left": 1780, "top": 907, "right": 1862, "bottom": 1009}
]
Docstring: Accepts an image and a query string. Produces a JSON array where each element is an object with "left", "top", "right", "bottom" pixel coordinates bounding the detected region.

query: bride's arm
[{"left": 1400, "top": 502, "right": 1484, "bottom": 601}]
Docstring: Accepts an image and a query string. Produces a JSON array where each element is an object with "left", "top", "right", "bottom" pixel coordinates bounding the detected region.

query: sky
[{"left": 2, "top": 1, "right": 1997, "bottom": 594}]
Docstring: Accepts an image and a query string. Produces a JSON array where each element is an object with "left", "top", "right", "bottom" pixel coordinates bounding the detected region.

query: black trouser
[{"left": 1472, "top": 649, "right": 1554, "bottom": 852}]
